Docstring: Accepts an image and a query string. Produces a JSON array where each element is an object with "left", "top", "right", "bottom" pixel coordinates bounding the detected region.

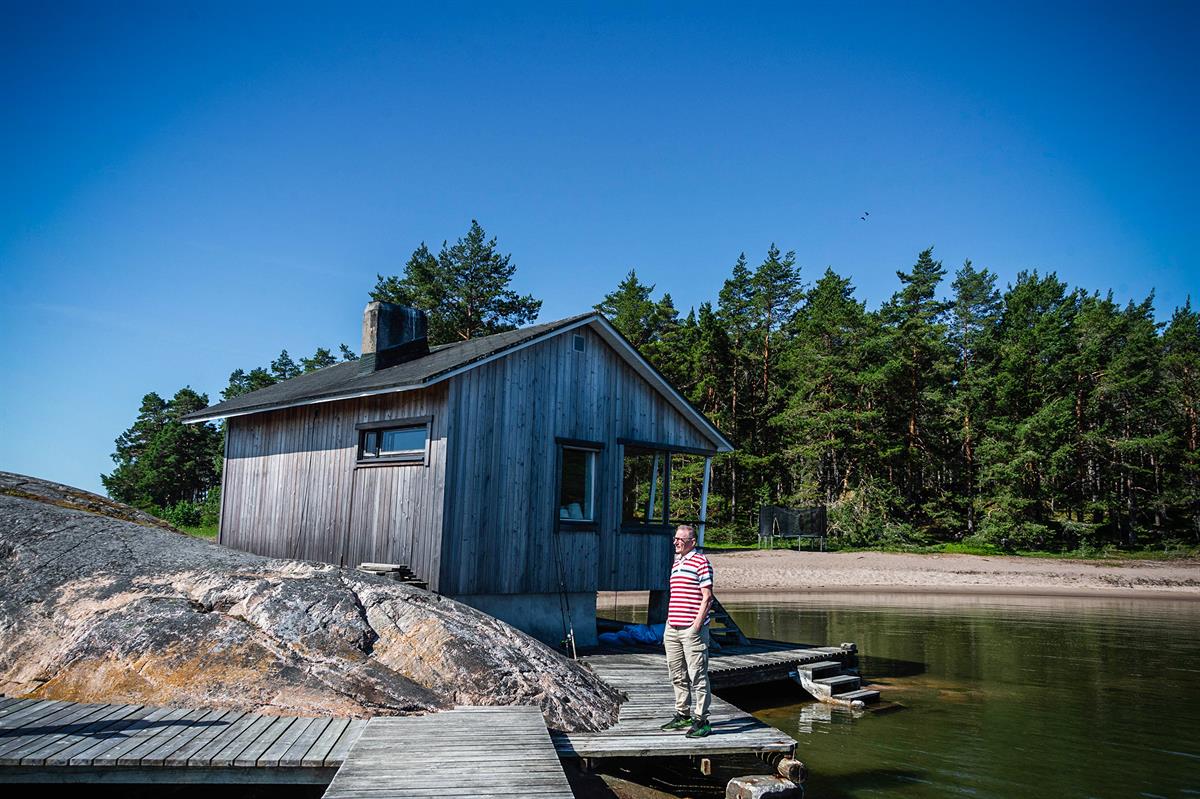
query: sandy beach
[{"left": 697, "top": 550, "right": 1200, "bottom": 598}]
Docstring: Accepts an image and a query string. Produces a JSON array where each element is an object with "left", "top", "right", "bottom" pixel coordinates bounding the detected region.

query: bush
[
  {"left": 827, "top": 480, "right": 904, "bottom": 546},
  {"left": 704, "top": 525, "right": 757, "bottom": 547},
  {"left": 972, "top": 511, "right": 1051, "bottom": 551},
  {"left": 199, "top": 488, "right": 221, "bottom": 526},
  {"left": 160, "top": 500, "right": 202, "bottom": 528}
]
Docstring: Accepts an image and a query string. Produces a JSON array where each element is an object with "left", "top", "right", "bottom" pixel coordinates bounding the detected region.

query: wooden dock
[
  {"left": 590, "top": 636, "right": 857, "bottom": 689},
  {"left": 709, "top": 639, "right": 857, "bottom": 688},
  {"left": 1, "top": 641, "right": 825, "bottom": 790},
  {"left": 0, "top": 698, "right": 573, "bottom": 797},
  {"left": 0, "top": 696, "right": 367, "bottom": 784},
  {"left": 324, "top": 706, "right": 572, "bottom": 799},
  {"left": 551, "top": 651, "right": 799, "bottom": 758}
]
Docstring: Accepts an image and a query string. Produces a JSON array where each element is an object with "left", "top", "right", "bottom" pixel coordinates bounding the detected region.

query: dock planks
[
  {"left": 0, "top": 699, "right": 365, "bottom": 783},
  {"left": 322, "top": 706, "right": 573, "bottom": 799},
  {"left": 551, "top": 650, "right": 799, "bottom": 758},
  {"left": 2, "top": 639, "right": 818, "bottom": 786}
]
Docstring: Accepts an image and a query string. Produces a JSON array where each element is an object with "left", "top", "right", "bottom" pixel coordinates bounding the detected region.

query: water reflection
[
  {"left": 735, "top": 593, "right": 1200, "bottom": 799},
  {"left": 610, "top": 592, "right": 1200, "bottom": 798}
]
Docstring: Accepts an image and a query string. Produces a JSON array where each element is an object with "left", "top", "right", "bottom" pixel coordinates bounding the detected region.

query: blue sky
[{"left": 1, "top": 2, "right": 1197, "bottom": 495}]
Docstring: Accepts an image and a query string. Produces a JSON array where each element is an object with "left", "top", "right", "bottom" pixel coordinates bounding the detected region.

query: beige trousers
[{"left": 663, "top": 624, "right": 711, "bottom": 722}]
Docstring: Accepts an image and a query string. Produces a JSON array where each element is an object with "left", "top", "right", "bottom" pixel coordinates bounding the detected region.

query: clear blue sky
[{"left": 2, "top": 2, "right": 1196, "bottom": 495}]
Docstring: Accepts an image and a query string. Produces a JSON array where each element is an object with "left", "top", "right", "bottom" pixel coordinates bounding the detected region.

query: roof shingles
[{"left": 182, "top": 313, "right": 595, "bottom": 422}]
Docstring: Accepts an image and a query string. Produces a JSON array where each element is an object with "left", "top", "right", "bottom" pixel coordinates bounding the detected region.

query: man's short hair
[{"left": 676, "top": 524, "right": 695, "bottom": 539}]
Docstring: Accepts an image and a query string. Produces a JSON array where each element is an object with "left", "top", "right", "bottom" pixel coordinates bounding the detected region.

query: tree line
[
  {"left": 606, "top": 249, "right": 1198, "bottom": 550},
  {"left": 104, "top": 222, "right": 1199, "bottom": 550}
]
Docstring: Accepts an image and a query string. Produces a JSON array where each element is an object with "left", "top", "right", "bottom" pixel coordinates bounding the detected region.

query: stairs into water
[{"left": 791, "top": 659, "right": 881, "bottom": 708}]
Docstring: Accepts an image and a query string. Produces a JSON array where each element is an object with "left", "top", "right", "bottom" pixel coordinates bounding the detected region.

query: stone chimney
[{"left": 359, "top": 301, "right": 430, "bottom": 373}]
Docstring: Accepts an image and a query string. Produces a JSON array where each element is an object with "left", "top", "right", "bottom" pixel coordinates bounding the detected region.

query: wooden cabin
[{"left": 184, "top": 302, "right": 733, "bottom": 646}]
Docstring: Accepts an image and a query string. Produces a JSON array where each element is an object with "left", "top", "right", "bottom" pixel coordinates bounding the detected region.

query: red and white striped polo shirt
[{"left": 667, "top": 550, "right": 714, "bottom": 627}]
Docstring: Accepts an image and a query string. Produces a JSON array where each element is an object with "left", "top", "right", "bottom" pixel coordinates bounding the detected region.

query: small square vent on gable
[{"left": 572, "top": 333, "right": 585, "bottom": 353}]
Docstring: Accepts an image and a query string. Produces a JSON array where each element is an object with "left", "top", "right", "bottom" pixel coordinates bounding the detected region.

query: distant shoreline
[{"left": 597, "top": 550, "right": 1200, "bottom": 605}]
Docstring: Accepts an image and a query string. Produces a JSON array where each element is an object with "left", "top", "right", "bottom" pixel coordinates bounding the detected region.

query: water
[{"left": 717, "top": 593, "right": 1200, "bottom": 798}]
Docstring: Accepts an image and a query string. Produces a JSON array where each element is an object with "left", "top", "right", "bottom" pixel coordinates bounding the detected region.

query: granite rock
[{"left": 0, "top": 472, "right": 622, "bottom": 731}]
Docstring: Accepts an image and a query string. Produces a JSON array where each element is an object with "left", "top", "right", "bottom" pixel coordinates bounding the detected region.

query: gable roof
[{"left": 183, "top": 312, "right": 734, "bottom": 453}]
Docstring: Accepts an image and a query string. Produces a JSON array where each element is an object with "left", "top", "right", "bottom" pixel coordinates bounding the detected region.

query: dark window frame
[
  {"left": 555, "top": 437, "right": 604, "bottom": 532},
  {"left": 355, "top": 416, "right": 432, "bottom": 467},
  {"left": 618, "top": 439, "right": 715, "bottom": 534}
]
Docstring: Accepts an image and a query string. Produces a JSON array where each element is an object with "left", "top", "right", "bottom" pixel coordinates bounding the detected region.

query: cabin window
[
  {"left": 622, "top": 445, "right": 669, "bottom": 525},
  {"left": 558, "top": 445, "right": 598, "bottom": 523},
  {"left": 621, "top": 441, "right": 712, "bottom": 530},
  {"left": 356, "top": 418, "right": 430, "bottom": 464}
]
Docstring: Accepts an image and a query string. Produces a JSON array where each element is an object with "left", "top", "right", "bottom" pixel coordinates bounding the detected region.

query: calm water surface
[{"left": 714, "top": 593, "right": 1200, "bottom": 799}]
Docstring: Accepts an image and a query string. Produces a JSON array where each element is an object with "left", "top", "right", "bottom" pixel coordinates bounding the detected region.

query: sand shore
[{"left": 693, "top": 550, "right": 1200, "bottom": 599}]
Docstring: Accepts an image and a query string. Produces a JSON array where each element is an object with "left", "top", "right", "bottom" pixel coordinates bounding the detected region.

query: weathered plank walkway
[
  {"left": 710, "top": 640, "right": 856, "bottom": 688},
  {"left": 0, "top": 697, "right": 366, "bottom": 783},
  {"left": 589, "top": 637, "right": 857, "bottom": 689},
  {"left": 2, "top": 641, "right": 824, "bottom": 787},
  {"left": 551, "top": 652, "right": 799, "bottom": 758},
  {"left": 0, "top": 698, "right": 574, "bottom": 797},
  {"left": 323, "top": 706, "right": 572, "bottom": 799}
]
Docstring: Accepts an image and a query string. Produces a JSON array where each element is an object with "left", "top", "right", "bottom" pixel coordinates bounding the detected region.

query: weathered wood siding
[
  {"left": 440, "top": 327, "right": 716, "bottom": 595},
  {"left": 219, "top": 385, "right": 448, "bottom": 589}
]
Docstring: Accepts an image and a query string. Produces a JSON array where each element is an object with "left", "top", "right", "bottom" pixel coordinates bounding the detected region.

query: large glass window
[
  {"left": 622, "top": 443, "right": 710, "bottom": 528},
  {"left": 559, "top": 446, "right": 597, "bottom": 522},
  {"left": 622, "top": 445, "right": 668, "bottom": 525}
]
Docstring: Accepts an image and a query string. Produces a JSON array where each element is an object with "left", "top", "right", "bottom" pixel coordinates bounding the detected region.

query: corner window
[
  {"left": 559, "top": 444, "right": 599, "bottom": 523},
  {"left": 622, "top": 445, "right": 668, "bottom": 525},
  {"left": 356, "top": 418, "right": 430, "bottom": 464},
  {"left": 621, "top": 441, "right": 712, "bottom": 529}
]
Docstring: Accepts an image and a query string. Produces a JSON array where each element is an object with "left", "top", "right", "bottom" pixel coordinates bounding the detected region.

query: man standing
[{"left": 660, "top": 524, "right": 713, "bottom": 738}]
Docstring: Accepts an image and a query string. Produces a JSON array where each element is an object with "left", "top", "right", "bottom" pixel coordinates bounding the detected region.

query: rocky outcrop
[{"left": 0, "top": 473, "right": 622, "bottom": 731}]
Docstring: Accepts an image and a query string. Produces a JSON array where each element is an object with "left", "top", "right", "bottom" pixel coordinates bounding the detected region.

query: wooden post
[
  {"left": 698, "top": 456, "right": 712, "bottom": 548},
  {"left": 648, "top": 453, "right": 660, "bottom": 521}
]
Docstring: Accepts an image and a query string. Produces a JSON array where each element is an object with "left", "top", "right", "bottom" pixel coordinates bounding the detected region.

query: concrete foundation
[{"left": 451, "top": 592, "right": 599, "bottom": 649}]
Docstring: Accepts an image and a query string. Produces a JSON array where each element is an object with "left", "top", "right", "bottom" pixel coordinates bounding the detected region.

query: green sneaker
[
  {"left": 685, "top": 720, "right": 712, "bottom": 738},
  {"left": 660, "top": 714, "right": 692, "bottom": 731}
]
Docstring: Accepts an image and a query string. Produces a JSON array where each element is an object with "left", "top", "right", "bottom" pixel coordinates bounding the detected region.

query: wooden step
[
  {"left": 812, "top": 675, "right": 861, "bottom": 695},
  {"left": 837, "top": 688, "right": 881, "bottom": 704},
  {"left": 795, "top": 661, "right": 844, "bottom": 679},
  {"left": 357, "top": 562, "right": 428, "bottom": 590}
]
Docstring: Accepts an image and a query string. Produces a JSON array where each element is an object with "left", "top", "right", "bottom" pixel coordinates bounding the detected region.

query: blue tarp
[{"left": 598, "top": 622, "right": 665, "bottom": 646}]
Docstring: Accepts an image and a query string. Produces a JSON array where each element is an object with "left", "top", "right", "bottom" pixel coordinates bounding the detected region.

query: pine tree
[
  {"left": 300, "top": 347, "right": 338, "bottom": 373},
  {"left": 978, "top": 271, "right": 1075, "bottom": 547},
  {"left": 372, "top": 220, "right": 542, "bottom": 344},
  {"left": 270, "top": 350, "right": 301, "bottom": 380},
  {"left": 595, "top": 269, "right": 661, "bottom": 347},
  {"left": 751, "top": 244, "right": 803, "bottom": 410},
  {"left": 715, "top": 254, "right": 758, "bottom": 529},
  {"left": 779, "top": 268, "right": 876, "bottom": 506},
  {"left": 1163, "top": 300, "right": 1200, "bottom": 539},
  {"left": 1102, "top": 295, "right": 1170, "bottom": 542},
  {"left": 878, "top": 248, "right": 954, "bottom": 532},
  {"left": 948, "top": 260, "right": 1002, "bottom": 535},
  {"left": 102, "top": 388, "right": 223, "bottom": 512},
  {"left": 751, "top": 245, "right": 803, "bottom": 500},
  {"left": 222, "top": 367, "right": 276, "bottom": 401}
]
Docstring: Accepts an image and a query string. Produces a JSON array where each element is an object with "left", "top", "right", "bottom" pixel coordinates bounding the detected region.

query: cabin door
[{"left": 344, "top": 467, "right": 418, "bottom": 570}]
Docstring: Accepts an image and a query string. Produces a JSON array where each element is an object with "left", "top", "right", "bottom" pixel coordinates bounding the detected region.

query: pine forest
[{"left": 105, "top": 225, "right": 1200, "bottom": 553}]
